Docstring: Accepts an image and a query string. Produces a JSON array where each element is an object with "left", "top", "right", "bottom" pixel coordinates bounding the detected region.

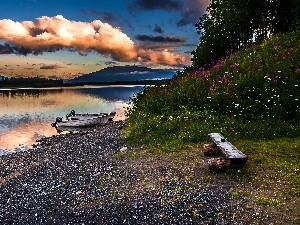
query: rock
[
  {"left": 203, "top": 143, "right": 220, "bottom": 156},
  {"left": 208, "top": 157, "right": 231, "bottom": 172},
  {"left": 120, "top": 146, "right": 128, "bottom": 152}
]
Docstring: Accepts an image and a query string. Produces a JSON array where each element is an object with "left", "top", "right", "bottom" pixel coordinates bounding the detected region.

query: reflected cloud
[
  {"left": 113, "top": 107, "right": 127, "bottom": 121},
  {"left": 0, "top": 121, "right": 57, "bottom": 152}
]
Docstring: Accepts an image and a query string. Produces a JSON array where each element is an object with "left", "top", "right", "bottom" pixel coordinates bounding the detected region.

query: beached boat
[
  {"left": 51, "top": 111, "right": 116, "bottom": 128},
  {"left": 66, "top": 110, "right": 116, "bottom": 122}
]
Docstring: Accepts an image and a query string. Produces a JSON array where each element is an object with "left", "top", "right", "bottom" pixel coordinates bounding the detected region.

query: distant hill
[{"left": 67, "top": 66, "right": 176, "bottom": 83}]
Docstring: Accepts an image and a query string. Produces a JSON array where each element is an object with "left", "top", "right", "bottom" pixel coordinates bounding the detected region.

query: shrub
[{"left": 124, "top": 31, "right": 300, "bottom": 146}]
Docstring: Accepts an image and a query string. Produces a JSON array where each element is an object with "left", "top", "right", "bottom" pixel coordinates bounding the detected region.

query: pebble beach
[{"left": 0, "top": 121, "right": 270, "bottom": 225}]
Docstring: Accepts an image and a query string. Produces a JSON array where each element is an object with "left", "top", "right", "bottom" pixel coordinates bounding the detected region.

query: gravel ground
[{"left": 0, "top": 121, "right": 272, "bottom": 225}]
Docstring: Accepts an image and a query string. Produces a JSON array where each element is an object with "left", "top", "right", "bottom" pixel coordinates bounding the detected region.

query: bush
[{"left": 124, "top": 31, "right": 300, "bottom": 146}]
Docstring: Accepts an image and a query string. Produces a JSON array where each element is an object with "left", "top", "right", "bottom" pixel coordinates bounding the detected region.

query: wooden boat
[
  {"left": 66, "top": 110, "right": 116, "bottom": 122},
  {"left": 51, "top": 110, "right": 116, "bottom": 128},
  {"left": 51, "top": 116, "right": 101, "bottom": 128}
]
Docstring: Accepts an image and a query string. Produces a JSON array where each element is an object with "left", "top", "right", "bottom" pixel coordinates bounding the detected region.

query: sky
[{"left": 0, "top": 0, "right": 210, "bottom": 79}]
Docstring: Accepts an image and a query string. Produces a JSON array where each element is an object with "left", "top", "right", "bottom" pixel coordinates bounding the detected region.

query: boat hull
[{"left": 52, "top": 111, "right": 116, "bottom": 128}]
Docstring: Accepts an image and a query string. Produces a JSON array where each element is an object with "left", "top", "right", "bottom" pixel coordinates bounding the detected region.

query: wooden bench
[{"left": 208, "top": 133, "right": 248, "bottom": 165}]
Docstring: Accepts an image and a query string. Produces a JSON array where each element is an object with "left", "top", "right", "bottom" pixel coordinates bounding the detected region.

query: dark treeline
[
  {"left": 182, "top": 0, "right": 300, "bottom": 74},
  {"left": 0, "top": 76, "right": 169, "bottom": 88},
  {"left": 67, "top": 79, "right": 171, "bottom": 86},
  {"left": 0, "top": 76, "right": 64, "bottom": 87},
  {"left": 0, "top": 88, "right": 64, "bottom": 98}
]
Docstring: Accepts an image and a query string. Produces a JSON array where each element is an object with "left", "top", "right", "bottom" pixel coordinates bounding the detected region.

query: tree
[{"left": 192, "top": 0, "right": 299, "bottom": 69}]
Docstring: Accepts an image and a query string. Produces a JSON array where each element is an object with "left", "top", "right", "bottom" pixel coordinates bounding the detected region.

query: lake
[{"left": 0, "top": 85, "right": 144, "bottom": 155}]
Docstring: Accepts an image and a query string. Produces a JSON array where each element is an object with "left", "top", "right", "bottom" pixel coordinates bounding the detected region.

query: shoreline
[
  {"left": 0, "top": 121, "right": 270, "bottom": 224},
  {"left": 0, "top": 79, "right": 170, "bottom": 90}
]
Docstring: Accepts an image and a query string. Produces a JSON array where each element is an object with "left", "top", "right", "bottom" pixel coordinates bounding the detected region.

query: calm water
[{"left": 0, "top": 85, "right": 144, "bottom": 154}]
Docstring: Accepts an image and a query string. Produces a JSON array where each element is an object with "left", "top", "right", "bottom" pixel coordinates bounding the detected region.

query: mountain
[{"left": 67, "top": 66, "right": 176, "bottom": 83}]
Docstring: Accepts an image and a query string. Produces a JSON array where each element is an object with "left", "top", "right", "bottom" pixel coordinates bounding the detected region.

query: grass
[
  {"left": 124, "top": 30, "right": 300, "bottom": 145},
  {"left": 112, "top": 139, "right": 300, "bottom": 223},
  {"left": 122, "top": 30, "right": 300, "bottom": 223},
  {"left": 229, "top": 137, "right": 300, "bottom": 189},
  {"left": 254, "top": 197, "right": 284, "bottom": 208}
]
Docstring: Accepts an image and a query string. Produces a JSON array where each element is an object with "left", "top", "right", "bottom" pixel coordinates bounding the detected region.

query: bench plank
[{"left": 208, "top": 133, "right": 248, "bottom": 164}]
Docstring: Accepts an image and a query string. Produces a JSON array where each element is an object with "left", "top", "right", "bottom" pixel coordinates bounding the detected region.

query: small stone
[{"left": 120, "top": 147, "right": 128, "bottom": 152}]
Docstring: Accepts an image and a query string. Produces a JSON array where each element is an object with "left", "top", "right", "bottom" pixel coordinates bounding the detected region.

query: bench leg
[{"left": 203, "top": 143, "right": 220, "bottom": 156}]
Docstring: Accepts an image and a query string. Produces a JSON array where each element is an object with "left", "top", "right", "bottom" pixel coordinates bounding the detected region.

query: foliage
[
  {"left": 192, "top": 0, "right": 300, "bottom": 69},
  {"left": 124, "top": 31, "right": 300, "bottom": 145},
  {"left": 0, "top": 76, "right": 64, "bottom": 87}
]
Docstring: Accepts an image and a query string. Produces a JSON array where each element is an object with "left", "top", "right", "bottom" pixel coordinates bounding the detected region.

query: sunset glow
[{"left": 0, "top": 0, "right": 210, "bottom": 79}]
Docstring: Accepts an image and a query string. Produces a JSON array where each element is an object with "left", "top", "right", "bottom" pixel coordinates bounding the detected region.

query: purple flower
[
  {"left": 219, "top": 75, "right": 228, "bottom": 84},
  {"left": 225, "top": 92, "right": 230, "bottom": 96},
  {"left": 213, "top": 63, "right": 223, "bottom": 69},
  {"left": 274, "top": 45, "right": 278, "bottom": 50}
]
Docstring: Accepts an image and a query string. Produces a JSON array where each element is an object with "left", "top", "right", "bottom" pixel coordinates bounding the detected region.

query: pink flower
[
  {"left": 274, "top": 45, "right": 278, "bottom": 50},
  {"left": 230, "top": 64, "right": 236, "bottom": 70},
  {"left": 219, "top": 75, "right": 228, "bottom": 84}
]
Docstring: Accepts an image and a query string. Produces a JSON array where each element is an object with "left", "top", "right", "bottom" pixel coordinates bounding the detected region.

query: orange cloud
[
  {"left": 137, "top": 48, "right": 189, "bottom": 67},
  {"left": 0, "top": 15, "right": 190, "bottom": 67}
]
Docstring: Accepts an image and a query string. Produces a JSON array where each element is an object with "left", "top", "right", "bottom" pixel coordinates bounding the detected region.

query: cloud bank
[
  {"left": 40, "top": 64, "right": 65, "bottom": 70},
  {"left": 130, "top": 0, "right": 210, "bottom": 27},
  {"left": 177, "top": 0, "right": 210, "bottom": 27},
  {"left": 135, "top": 35, "right": 185, "bottom": 43},
  {"left": 0, "top": 15, "right": 190, "bottom": 67},
  {"left": 134, "top": 0, "right": 182, "bottom": 12}
]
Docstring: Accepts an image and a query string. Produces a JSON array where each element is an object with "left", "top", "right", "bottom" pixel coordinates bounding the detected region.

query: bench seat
[{"left": 208, "top": 133, "right": 248, "bottom": 164}]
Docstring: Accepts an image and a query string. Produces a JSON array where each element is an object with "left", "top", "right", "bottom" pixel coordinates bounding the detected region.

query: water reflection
[
  {"left": 0, "top": 121, "right": 56, "bottom": 151},
  {"left": 0, "top": 86, "right": 143, "bottom": 154},
  {"left": 76, "top": 86, "right": 143, "bottom": 101}
]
